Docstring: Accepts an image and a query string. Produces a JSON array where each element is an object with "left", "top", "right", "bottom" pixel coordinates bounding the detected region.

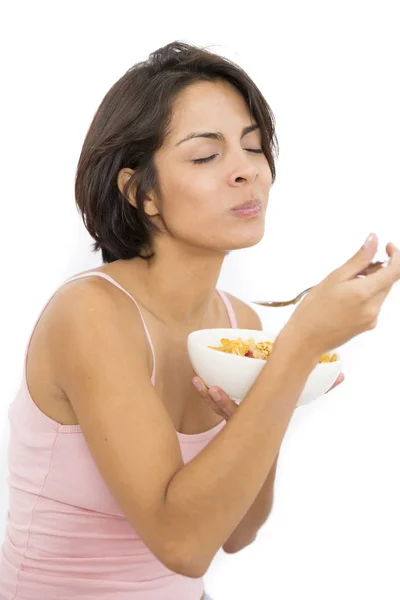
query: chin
[
  {"left": 234, "top": 219, "right": 266, "bottom": 248},
  {"left": 223, "top": 229, "right": 265, "bottom": 251}
]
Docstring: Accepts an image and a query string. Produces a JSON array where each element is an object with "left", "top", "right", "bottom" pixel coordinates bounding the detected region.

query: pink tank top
[{"left": 0, "top": 272, "right": 238, "bottom": 600}]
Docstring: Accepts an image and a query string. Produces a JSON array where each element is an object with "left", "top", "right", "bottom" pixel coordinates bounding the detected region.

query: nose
[{"left": 228, "top": 151, "right": 258, "bottom": 186}]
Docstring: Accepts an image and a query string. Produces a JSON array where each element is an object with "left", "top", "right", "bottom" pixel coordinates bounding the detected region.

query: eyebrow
[{"left": 174, "top": 124, "right": 260, "bottom": 147}]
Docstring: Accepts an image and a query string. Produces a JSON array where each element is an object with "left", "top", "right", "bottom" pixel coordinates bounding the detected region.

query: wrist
[{"left": 274, "top": 325, "right": 320, "bottom": 369}]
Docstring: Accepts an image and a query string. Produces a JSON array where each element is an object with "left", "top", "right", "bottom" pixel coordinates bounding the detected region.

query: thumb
[{"left": 330, "top": 232, "right": 379, "bottom": 282}]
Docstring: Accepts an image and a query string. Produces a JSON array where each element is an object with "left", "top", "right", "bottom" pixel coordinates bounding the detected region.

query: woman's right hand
[{"left": 279, "top": 233, "right": 400, "bottom": 357}]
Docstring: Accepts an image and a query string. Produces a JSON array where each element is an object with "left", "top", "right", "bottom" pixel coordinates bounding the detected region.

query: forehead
[{"left": 165, "top": 80, "right": 253, "bottom": 144}]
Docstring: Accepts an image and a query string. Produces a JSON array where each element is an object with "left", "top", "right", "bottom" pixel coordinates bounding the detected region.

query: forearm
[
  {"left": 162, "top": 333, "right": 319, "bottom": 576},
  {"left": 222, "top": 452, "right": 279, "bottom": 553}
]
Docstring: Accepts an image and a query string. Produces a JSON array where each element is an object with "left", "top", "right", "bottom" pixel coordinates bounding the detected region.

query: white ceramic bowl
[{"left": 187, "top": 328, "right": 343, "bottom": 407}]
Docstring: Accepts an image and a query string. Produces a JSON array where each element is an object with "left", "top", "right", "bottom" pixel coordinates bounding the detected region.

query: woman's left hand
[{"left": 192, "top": 372, "right": 345, "bottom": 422}]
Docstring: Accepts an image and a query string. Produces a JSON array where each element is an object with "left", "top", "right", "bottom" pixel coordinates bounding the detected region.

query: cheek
[
  {"left": 164, "top": 172, "right": 220, "bottom": 217},
  {"left": 262, "top": 163, "right": 273, "bottom": 188},
  {"left": 181, "top": 169, "right": 219, "bottom": 198}
]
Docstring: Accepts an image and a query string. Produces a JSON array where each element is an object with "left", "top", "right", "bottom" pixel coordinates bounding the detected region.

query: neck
[{"left": 124, "top": 240, "right": 228, "bottom": 328}]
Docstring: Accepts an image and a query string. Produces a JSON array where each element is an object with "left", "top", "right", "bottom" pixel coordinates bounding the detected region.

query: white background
[{"left": 1, "top": 1, "right": 399, "bottom": 598}]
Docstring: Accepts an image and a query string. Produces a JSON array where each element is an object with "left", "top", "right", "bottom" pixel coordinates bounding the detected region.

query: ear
[{"left": 117, "top": 168, "right": 159, "bottom": 217}]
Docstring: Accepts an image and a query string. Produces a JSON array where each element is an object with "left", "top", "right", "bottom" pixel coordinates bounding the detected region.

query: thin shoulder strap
[
  {"left": 216, "top": 289, "right": 238, "bottom": 328},
  {"left": 65, "top": 272, "right": 156, "bottom": 385}
]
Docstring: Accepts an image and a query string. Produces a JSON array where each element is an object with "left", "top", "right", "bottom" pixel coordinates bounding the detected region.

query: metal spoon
[{"left": 252, "top": 259, "right": 390, "bottom": 307}]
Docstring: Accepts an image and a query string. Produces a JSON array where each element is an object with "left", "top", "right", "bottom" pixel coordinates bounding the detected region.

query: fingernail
[
  {"left": 209, "top": 389, "right": 221, "bottom": 402},
  {"left": 363, "top": 233, "right": 374, "bottom": 248},
  {"left": 192, "top": 378, "right": 203, "bottom": 392}
]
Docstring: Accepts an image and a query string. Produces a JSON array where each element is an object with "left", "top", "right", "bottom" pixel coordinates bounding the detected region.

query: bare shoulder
[
  {"left": 221, "top": 292, "right": 263, "bottom": 330},
  {"left": 50, "top": 274, "right": 148, "bottom": 339},
  {"left": 47, "top": 275, "right": 155, "bottom": 385}
]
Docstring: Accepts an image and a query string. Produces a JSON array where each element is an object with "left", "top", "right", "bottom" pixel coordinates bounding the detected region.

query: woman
[{"left": 0, "top": 40, "right": 398, "bottom": 599}]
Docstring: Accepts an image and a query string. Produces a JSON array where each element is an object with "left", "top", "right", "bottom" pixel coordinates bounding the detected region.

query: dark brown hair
[{"left": 75, "top": 40, "right": 279, "bottom": 263}]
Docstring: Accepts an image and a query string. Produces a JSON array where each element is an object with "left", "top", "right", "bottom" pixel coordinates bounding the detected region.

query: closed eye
[{"left": 192, "top": 149, "right": 264, "bottom": 164}]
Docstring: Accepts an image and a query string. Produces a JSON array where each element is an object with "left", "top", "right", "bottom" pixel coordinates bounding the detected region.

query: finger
[
  {"left": 192, "top": 378, "right": 227, "bottom": 418},
  {"left": 362, "top": 242, "right": 400, "bottom": 296},
  {"left": 202, "top": 392, "right": 227, "bottom": 418},
  {"left": 329, "top": 233, "right": 379, "bottom": 282},
  {"left": 209, "top": 387, "right": 239, "bottom": 419},
  {"left": 192, "top": 376, "right": 210, "bottom": 399}
]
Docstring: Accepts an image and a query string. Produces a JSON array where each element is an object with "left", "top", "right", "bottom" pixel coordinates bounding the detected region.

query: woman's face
[{"left": 148, "top": 79, "right": 273, "bottom": 254}]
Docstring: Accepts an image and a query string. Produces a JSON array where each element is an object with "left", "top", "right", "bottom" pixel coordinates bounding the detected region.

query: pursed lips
[{"left": 231, "top": 198, "right": 262, "bottom": 211}]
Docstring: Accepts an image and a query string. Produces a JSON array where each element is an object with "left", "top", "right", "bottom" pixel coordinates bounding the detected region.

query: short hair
[{"left": 75, "top": 41, "right": 279, "bottom": 263}]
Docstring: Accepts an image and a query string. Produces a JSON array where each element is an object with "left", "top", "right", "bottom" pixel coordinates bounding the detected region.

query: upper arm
[
  {"left": 223, "top": 293, "right": 263, "bottom": 331},
  {"left": 47, "top": 279, "right": 189, "bottom": 573}
]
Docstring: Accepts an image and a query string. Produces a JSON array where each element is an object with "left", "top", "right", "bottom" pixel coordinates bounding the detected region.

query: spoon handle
[
  {"left": 252, "top": 259, "right": 390, "bottom": 307},
  {"left": 356, "top": 259, "right": 389, "bottom": 277}
]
